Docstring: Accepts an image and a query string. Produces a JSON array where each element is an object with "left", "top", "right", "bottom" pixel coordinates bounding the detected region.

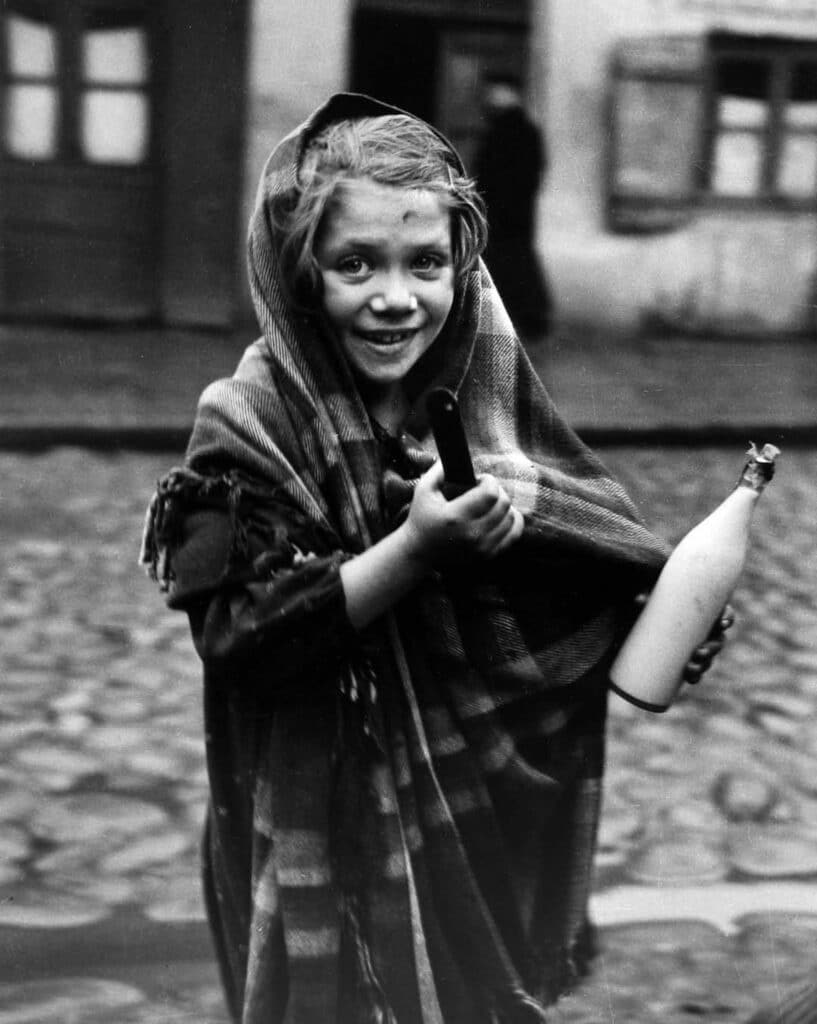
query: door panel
[
  {"left": 5, "top": 165, "right": 154, "bottom": 232},
  {"left": 8, "top": 231, "right": 155, "bottom": 320}
]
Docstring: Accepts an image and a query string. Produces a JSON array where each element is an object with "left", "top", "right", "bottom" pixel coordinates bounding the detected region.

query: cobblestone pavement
[{"left": 0, "top": 446, "right": 815, "bottom": 1023}]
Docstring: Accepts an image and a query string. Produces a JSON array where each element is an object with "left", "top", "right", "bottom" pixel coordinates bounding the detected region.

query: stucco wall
[
  {"left": 238, "top": 0, "right": 352, "bottom": 320},
  {"left": 540, "top": 0, "right": 817, "bottom": 333}
]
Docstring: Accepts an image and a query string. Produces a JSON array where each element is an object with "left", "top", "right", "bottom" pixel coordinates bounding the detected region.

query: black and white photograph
[{"left": 1, "top": 1, "right": 816, "bottom": 1021}]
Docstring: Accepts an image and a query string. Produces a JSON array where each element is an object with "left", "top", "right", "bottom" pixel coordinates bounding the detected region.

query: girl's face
[{"left": 315, "top": 178, "right": 455, "bottom": 402}]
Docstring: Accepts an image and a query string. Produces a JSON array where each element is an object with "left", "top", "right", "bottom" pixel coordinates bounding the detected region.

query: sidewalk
[
  {"left": 1, "top": 322, "right": 815, "bottom": 445},
  {"left": 537, "top": 328, "right": 817, "bottom": 443}
]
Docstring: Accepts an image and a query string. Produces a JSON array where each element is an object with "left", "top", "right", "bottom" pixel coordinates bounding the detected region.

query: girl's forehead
[{"left": 329, "top": 178, "right": 450, "bottom": 234}]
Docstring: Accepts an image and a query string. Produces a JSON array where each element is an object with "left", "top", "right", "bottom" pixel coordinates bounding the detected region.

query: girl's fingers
[
  {"left": 483, "top": 507, "right": 525, "bottom": 556},
  {"left": 472, "top": 491, "right": 511, "bottom": 535},
  {"left": 418, "top": 467, "right": 522, "bottom": 556},
  {"left": 504, "top": 507, "right": 525, "bottom": 547},
  {"left": 420, "top": 459, "right": 446, "bottom": 493},
  {"left": 447, "top": 474, "right": 502, "bottom": 517},
  {"left": 475, "top": 516, "right": 512, "bottom": 554}
]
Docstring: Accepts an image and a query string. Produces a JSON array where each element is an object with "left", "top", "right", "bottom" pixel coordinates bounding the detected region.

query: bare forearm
[
  {"left": 340, "top": 522, "right": 430, "bottom": 630},
  {"left": 341, "top": 460, "right": 524, "bottom": 630}
]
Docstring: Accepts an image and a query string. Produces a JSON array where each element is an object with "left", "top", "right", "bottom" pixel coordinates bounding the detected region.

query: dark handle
[{"left": 427, "top": 387, "right": 477, "bottom": 496}]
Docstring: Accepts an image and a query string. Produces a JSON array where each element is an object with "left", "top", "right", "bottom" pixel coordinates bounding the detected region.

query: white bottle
[{"left": 609, "top": 443, "right": 780, "bottom": 712}]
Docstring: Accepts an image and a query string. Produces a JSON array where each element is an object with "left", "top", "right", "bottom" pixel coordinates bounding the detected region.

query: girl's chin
[
  {"left": 353, "top": 366, "right": 407, "bottom": 392},
  {"left": 346, "top": 338, "right": 429, "bottom": 377}
]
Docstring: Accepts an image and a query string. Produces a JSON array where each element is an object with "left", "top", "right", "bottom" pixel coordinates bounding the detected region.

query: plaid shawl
[{"left": 142, "top": 94, "right": 668, "bottom": 1024}]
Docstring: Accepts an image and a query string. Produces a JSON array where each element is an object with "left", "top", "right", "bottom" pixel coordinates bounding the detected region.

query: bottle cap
[{"left": 738, "top": 442, "right": 781, "bottom": 491}]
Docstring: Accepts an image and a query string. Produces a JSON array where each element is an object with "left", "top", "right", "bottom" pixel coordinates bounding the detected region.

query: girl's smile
[{"left": 316, "top": 178, "right": 455, "bottom": 415}]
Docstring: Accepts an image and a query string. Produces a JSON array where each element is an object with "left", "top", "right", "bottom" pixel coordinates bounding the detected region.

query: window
[
  {"left": 780, "top": 61, "right": 817, "bottom": 197},
  {"left": 1, "top": 1, "right": 152, "bottom": 165},
  {"left": 706, "top": 36, "right": 817, "bottom": 202},
  {"left": 607, "top": 33, "right": 817, "bottom": 231},
  {"left": 4, "top": 9, "right": 59, "bottom": 159},
  {"left": 710, "top": 57, "right": 769, "bottom": 195},
  {"left": 80, "top": 7, "right": 150, "bottom": 164}
]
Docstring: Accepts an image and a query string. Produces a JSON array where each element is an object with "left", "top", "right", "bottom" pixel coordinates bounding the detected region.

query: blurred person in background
[{"left": 474, "top": 74, "right": 552, "bottom": 342}]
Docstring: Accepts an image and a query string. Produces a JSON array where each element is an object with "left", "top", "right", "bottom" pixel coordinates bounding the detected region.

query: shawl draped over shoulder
[{"left": 141, "top": 93, "right": 668, "bottom": 1024}]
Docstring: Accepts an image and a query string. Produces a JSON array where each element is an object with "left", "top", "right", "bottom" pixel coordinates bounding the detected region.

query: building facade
[
  {"left": 548, "top": 0, "right": 817, "bottom": 333},
  {"left": 3, "top": 0, "right": 817, "bottom": 334},
  {"left": 0, "top": 0, "right": 248, "bottom": 326}
]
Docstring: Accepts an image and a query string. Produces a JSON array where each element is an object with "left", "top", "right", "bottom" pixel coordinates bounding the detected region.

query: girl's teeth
[{"left": 363, "top": 331, "right": 411, "bottom": 343}]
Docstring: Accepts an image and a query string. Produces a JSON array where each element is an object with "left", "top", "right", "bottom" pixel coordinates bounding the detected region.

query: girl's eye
[
  {"left": 338, "top": 255, "right": 369, "bottom": 277},
  {"left": 413, "top": 253, "right": 445, "bottom": 273}
]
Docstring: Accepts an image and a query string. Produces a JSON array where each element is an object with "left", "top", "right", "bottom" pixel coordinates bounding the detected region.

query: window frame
[
  {"left": 702, "top": 33, "right": 817, "bottom": 209},
  {"left": 1, "top": 0, "right": 157, "bottom": 168}
]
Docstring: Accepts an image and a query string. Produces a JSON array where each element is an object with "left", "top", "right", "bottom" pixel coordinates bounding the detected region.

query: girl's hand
[
  {"left": 682, "top": 604, "right": 735, "bottom": 685},
  {"left": 634, "top": 592, "right": 736, "bottom": 685},
  {"left": 402, "top": 460, "right": 524, "bottom": 566}
]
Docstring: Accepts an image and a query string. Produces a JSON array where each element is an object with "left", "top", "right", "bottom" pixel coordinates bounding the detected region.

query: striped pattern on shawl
[{"left": 142, "top": 94, "right": 668, "bottom": 1023}]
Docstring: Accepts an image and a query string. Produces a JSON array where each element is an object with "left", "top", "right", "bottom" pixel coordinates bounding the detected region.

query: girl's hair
[{"left": 271, "top": 115, "right": 488, "bottom": 309}]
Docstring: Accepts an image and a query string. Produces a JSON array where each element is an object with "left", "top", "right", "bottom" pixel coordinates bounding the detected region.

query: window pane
[
  {"left": 82, "top": 26, "right": 148, "bottom": 84},
  {"left": 718, "top": 96, "right": 767, "bottom": 129},
  {"left": 716, "top": 57, "right": 770, "bottom": 102},
  {"left": 787, "top": 62, "right": 817, "bottom": 128},
  {"left": 716, "top": 58, "right": 770, "bottom": 128},
  {"left": 80, "top": 90, "right": 149, "bottom": 163},
  {"left": 778, "top": 134, "right": 817, "bottom": 197},
  {"left": 712, "top": 131, "right": 763, "bottom": 195},
  {"left": 5, "top": 83, "right": 58, "bottom": 159},
  {"left": 7, "top": 13, "right": 58, "bottom": 78}
]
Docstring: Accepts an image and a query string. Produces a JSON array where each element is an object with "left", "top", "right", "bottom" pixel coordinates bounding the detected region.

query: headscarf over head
[{"left": 197, "top": 92, "right": 668, "bottom": 574}]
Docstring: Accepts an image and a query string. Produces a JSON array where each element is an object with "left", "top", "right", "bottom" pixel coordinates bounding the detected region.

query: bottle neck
[{"left": 736, "top": 445, "right": 779, "bottom": 494}]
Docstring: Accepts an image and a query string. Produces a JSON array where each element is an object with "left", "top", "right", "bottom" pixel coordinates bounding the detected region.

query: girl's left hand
[
  {"left": 632, "top": 596, "right": 735, "bottom": 686},
  {"left": 682, "top": 604, "right": 735, "bottom": 684},
  {"left": 683, "top": 602, "right": 737, "bottom": 684}
]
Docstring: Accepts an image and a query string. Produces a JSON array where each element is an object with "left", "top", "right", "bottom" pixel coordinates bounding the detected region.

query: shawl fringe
[{"left": 139, "top": 467, "right": 314, "bottom": 594}]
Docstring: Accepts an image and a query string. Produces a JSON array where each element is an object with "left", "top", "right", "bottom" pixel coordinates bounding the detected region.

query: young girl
[{"left": 142, "top": 94, "right": 721, "bottom": 1024}]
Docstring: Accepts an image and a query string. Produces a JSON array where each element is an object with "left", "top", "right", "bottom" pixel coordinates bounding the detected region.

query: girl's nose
[{"left": 370, "top": 276, "right": 418, "bottom": 315}]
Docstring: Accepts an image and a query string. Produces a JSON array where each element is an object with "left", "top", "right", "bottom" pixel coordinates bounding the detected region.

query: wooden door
[{"left": 1, "top": 0, "right": 161, "bottom": 321}]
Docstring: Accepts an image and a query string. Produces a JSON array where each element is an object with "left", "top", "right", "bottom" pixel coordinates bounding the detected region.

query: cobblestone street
[{"left": 0, "top": 444, "right": 815, "bottom": 1023}]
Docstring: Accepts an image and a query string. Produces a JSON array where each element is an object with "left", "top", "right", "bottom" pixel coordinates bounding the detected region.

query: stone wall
[{"left": 237, "top": 0, "right": 352, "bottom": 319}]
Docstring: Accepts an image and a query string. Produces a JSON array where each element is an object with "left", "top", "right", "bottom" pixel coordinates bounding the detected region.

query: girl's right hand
[{"left": 402, "top": 460, "right": 524, "bottom": 566}]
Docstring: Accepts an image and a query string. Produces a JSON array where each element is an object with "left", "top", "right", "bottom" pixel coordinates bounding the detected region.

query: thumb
[{"left": 420, "top": 459, "right": 446, "bottom": 490}]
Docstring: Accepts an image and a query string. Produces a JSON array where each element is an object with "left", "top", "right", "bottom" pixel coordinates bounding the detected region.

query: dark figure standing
[{"left": 474, "top": 76, "right": 552, "bottom": 339}]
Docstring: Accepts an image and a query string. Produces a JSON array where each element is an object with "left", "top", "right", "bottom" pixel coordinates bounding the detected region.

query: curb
[
  {"left": 574, "top": 425, "right": 816, "bottom": 448},
  {"left": 0, "top": 916, "right": 214, "bottom": 983},
  {"left": 0, "top": 424, "right": 815, "bottom": 452},
  {"left": 0, "top": 427, "right": 191, "bottom": 453}
]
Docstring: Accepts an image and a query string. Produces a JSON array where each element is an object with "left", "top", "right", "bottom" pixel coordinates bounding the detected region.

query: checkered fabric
[{"left": 142, "top": 94, "right": 668, "bottom": 1024}]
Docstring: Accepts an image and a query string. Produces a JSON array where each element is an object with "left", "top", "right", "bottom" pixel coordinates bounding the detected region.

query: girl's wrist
[{"left": 394, "top": 520, "right": 433, "bottom": 575}]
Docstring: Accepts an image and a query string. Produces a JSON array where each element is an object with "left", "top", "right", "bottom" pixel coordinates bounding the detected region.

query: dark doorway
[
  {"left": 350, "top": 6, "right": 528, "bottom": 173},
  {"left": 351, "top": 10, "right": 438, "bottom": 123}
]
